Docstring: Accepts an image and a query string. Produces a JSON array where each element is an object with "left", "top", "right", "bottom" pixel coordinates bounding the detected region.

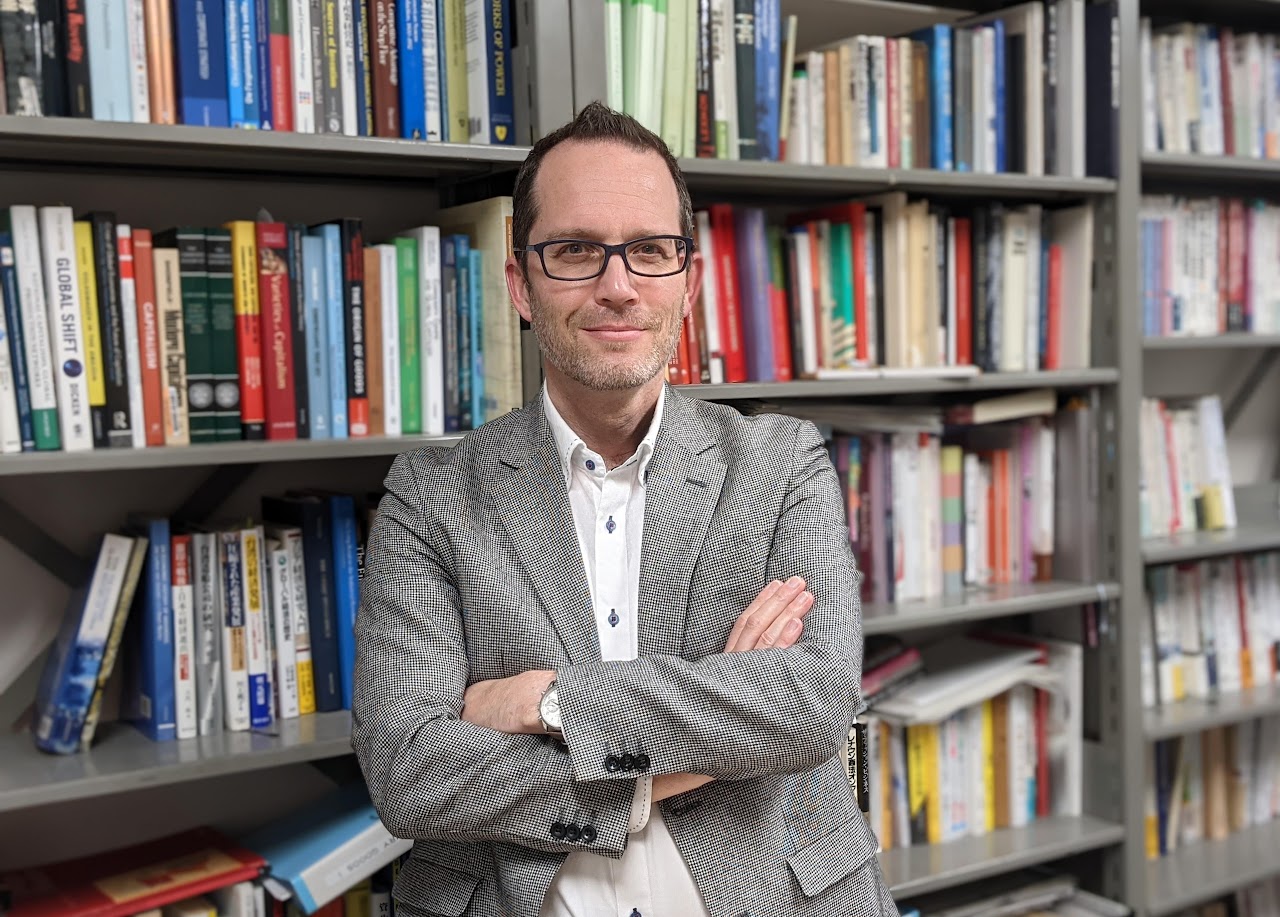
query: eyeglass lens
[{"left": 542, "top": 238, "right": 688, "bottom": 279}]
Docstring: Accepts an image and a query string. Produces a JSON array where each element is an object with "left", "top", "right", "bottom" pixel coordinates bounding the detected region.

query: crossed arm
[{"left": 352, "top": 422, "right": 860, "bottom": 857}]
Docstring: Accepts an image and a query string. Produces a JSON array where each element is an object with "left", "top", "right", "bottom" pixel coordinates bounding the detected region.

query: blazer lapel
[
  {"left": 485, "top": 399, "right": 600, "bottom": 666},
  {"left": 637, "top": 389, "right": 727, "bottom": 659}
]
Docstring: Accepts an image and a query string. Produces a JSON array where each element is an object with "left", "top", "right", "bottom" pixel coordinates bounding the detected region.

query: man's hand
[
  {"left": 654, "top": 577, "right": 814, "bottom": 803},
  {"left": 461, "top": 668, "right": 556, "bottom": 734}
]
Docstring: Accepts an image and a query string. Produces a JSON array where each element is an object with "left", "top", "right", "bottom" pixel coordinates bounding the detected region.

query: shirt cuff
[{"left": 627, "top": 775, "right": 653, "bottom": 833}]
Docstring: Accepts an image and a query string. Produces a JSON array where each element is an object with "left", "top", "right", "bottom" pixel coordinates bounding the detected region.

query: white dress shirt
[{"left": 539, "top": 386, "right": 713, "bottom": 917}]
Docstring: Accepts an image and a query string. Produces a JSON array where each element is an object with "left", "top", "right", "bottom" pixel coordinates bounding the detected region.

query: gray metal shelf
[
  {"left": 1141, "top": 525, "right": 1280, "bottom": 565},
  {"left": 0, "top": 434, "right": 464, "bottom": 477},
  {"left": 881, "top": 815, "right": 1126, "bottom": 900},
  {"left": 1146, "top": 819, "right": 1280, "bottom": 916},
  {"left": 680, "top": 369, "right": 1119, "bottom": 401},
  {"left": 1144, "top": 334, "right": 1280, "bottom": 350},
  {"left": 863, "top": 581, "right": 1120, "bottom": 636},
  {"left": 1144, "top": 683, "right": 1280, "bottom": 740},
  {"left": 679, "top": 157, "right": 1117, "bottom": 199},
  {"left": 1143, "top": 152, "right": 1280, "bottom": 185},
  {"left": 0, "top": 115, "right": 528, "bottom": 179},
  {"left": 0, "top": 712, "right": 354, "bottom": 813}
]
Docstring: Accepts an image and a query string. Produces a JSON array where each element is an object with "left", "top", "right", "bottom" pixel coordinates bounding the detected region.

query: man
[{"left": 352, "top": 102, "right": 897, "bottom": 917}]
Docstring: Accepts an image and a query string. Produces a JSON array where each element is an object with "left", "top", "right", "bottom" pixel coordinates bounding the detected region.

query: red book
[
  {"left": 268, "top": 0, "right": 293, "bottom": 132},
  {"left": 682, "top": 311, "right": 701, "bottom": 385},
  {"left": 370, "top": 0, "right": 401, "bottom": 137},
  {"left": 768, "top": 284, "right": 793, "bottom": 381},
  {"left": 255, "top": 222, "right": 298, "bottom": 440},
  {"left": 1220, "top": 27, "right": 1235, "bottom": 157},
  {"left": 1044, "top": 243, "right": 1063, "bottom": 369},
  {"left": 129, "top": 229, "right": 165, "bottom": 446},
  {"left": 339, "top": 220, "right": 370, "bottom": 437},
  {"left": 1, "top": 827, "right": 265, "bottom": 917},
  {"left": 953, "top": 218, "right": 972, "bottom": 366},
  {"left": 709, "top": 204, "right": 747, "bottom": 382},
  {"left": 1226, "top": 198, "right": 1246, "bottom": 331}
]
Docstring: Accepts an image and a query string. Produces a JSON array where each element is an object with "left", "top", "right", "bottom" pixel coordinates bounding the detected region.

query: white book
[
  {"left": 404, "top": 226, "right": 443, "bottom": 435},
  {"left": 377, "top": 244, "right": 401, "bottom": 437},
  {"left": 604, "top": 0, "right": 624, "bottom": 111},
  {"left": 711, "top": 0, "right": 738, "bottom": 160},
  {"left": 422, "top": 0, "right": 444, "bottom": 142},
  {"left": 463, "top": 0, "right": 491, "bottom": 143},
  {"left": 1024, "top": 204, "right": 1042, "bottom": 371},
  {"left": 0, "top": 259, "right": 21, "bottom": 453},
  {"left": 963, "top": 2, "right": 1044, "bottom": 175},
  {"left": 212, "top": 883, "right": 256, "bottom": 917},
  {"left": 266, "top": 524, "right": 314, "bottom": 715},
  {"left": 647, "top": 0, "right": 668, "bottom": 138},
  {"left": 35, "top": 206, "right": 92, "bottom": 452},
  {"left": 784, "top": 70, "right": 809, "bottom": 165},
  {"left": 897, "top": 37, "right": 913, "bottom": 170},
  {"left": 1008, "top": 683, "right": 1034, "bottom": 827},
  {"left": 683, "top": 0, "right": 698, "bottom": 158},
  {"left": 869, "top": 37, "right": 888, "bottom": 168},
  {"left": 945, "top": 219, "right": 957, "bottom": 365},
  {"left": 806, "top": 50, "right": 824, "bottom": 165},
  {"left": 338, "top": 0, "right": 358, "bottom": 135},
  {"left": 125, "top": 0, "right": 150, "bottom": 122},
  {"left": 116, "top": 226, "right": 147, "bottom": 449},
  {"left": 171, "top": 535, "right": 198, "bottom": 740},
  {"left": 267, "top": 538, "right": 300, "bottom": 720},
  {"left": 219, "top": 529, "right": 252, "bottom": 732},
  {"left": 1056, "top": 0, "right": 1085, "bottom": 176},
  {"left": 1209, "top": 558, "right": 1244, "bottom": 695},
  {"left": 635, "top": 0, "right": 661, "bottom": 133},
  {"left": 1000, "top": 207, "right": 1030, "bottom": 373},
  {"left": 192, "top": 531, "right": 224, "bottom": 736},
  {"left": 967, "top": 703, "right": 986, "bottom": 836},
  {"left": 291, "top": 0, "right": 316, "bottom": 133},
  {"left": 1201, "top": 28, "right": 1225, "bottom": 156},
  {"left": 784, "top": 229, "right": 814, "bottom": 379},
  {"left": 963, "top": 452, "right": 981, "bottom": 585},
  {"left": 241, "top": 526, "right": 273, "bottom": 728},
  {"left": 1141, "top": 18, "right": 1157, "bottom": 153},
  {"left": 659, "top": 0, "right": 686, "bottom": 156},
  {"left": 695, "top": 211, "right": 726, "bottom": 383}
]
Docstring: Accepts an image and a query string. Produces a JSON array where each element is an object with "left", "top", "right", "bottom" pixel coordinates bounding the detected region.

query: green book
[
  {"left": 829, "top": 221, "right": 856, "bottom": 370},
  {"left": 395, "top": 237, "right": 421, "bottom": 435},
  {"left": 204, "top": 229, "right": 241, "bottom": 442},
  {"left": 156, "top": 227, "right": 217, "bottom": 443}
]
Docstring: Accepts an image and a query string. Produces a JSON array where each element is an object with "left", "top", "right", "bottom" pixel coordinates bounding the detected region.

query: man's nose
[{"left": 594, "top": 249, "right": 639, "bottom": 304}]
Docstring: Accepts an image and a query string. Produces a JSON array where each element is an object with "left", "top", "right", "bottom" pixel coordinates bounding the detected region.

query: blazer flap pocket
[
  {"left": 786, "top": 812, "right": 879, "bottom": 898},
  {"left": 393, "top": 854, "right": 481, "bottom": 916}
]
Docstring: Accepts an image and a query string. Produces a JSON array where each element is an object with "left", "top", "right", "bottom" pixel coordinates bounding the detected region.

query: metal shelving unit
[
  {"left": 680, "top": 369, "right": 1119, "bottom": 402},
  {"left": 1142, "top": 152, "right": 1280, "bottom": 186},
  {"left": 1144, "top": 334, "right": 1280, "bottom": 350},
  {"left": 863, "top": 581, "right": 1120, "bottom": 636},
  {"left": 1144, "top": 684, "right": 1280, "bottom": 741},
  {"left": 1141, "top": 525, "right": 1280, "bottom": 565},
  {"left": 1146, "top": 820, "right": 1280, "bottom": 917}
]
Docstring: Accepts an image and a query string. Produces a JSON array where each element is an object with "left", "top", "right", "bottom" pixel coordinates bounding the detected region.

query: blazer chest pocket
[
  {"left": 786, "top": 809, "right": 879, "bottom": 898},
  {"left": 393, "top": 853, "right": 481, "bottom": 917}
]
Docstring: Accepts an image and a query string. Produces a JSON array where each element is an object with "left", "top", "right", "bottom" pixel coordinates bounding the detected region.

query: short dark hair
[{"left": 511, "top": 101, "right": 694, "bottom": 270}]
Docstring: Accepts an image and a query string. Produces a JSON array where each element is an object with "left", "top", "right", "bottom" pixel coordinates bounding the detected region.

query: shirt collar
[{"left": 543, "top": 383, "right": 665, "bottom": 486}]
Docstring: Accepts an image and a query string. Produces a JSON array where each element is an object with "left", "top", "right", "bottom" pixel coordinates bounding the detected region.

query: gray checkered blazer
[{"left": 352, "top": 385, "right": 899, "bottom": 917}]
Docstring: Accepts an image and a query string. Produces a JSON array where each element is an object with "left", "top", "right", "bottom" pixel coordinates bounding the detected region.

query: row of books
[
  {"left": 896, "top": 871, "right": 1128, "bottom": 917},
  {"left": 0, "top": 197, "right": 521, "bottom": 455},
  {"left": 1141, "top": 20, "right": 1280, "bottom": 161},
  {"left": 0, "top": 0, "right": 515, "bottom": 144},
  {"left": 1176, "top": 878, "right": 1280, "bottom": 917},
  {"left": 860, "top": 632, "right": 1082, "bottom": 850},
  {"left": 668, "top": 198, "right": 1095, "bottom": 386},
  {"left": 1139, "top": 395, "right": 1236, "bottom": 540},
  {"left": 1140, "top": 196, "right": 1280, "bottom": 339},
  {"left": 1147, "top": 719, "right": 1280, "bottom": 860},
  {"left": 613, "top": 0, "right": 1115, "bottom": 179},
  {"left": 1143, "top": 552, "right": 1280, "bottom": 710},
  {"left": 32, "top": 489, "right": 379, "bottom": 754}
]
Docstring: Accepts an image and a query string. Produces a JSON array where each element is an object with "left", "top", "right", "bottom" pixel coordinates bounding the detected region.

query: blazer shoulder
[
  {"left": 386, "top": 407, "right": 530, "bottom": 496},
  {"left": 679, "top": 394, "right": 811, "bottom": 454}
]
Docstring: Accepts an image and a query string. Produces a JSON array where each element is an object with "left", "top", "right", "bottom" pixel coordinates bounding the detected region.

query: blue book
[
  {"left": 234, "top": 0, "right": 259, "bottom": 127},
  {"left": 0, "top": 232, "right": 35, "bottom": 451},
  {"left": 990, "top": 20, "right": 1006, "bottom": 173},
  {"left": 441, "top": 237, "right": 459, "bottom": 432},
  {"left": 352, "top": 0, "right": 371, "bottom": 135},
  {"left": 126, "top": 517, "right": 176, "bottom": 742},
  {"left": 241, "top": 783, "right": 410, "bottom": 914},
  {"left": 326, "top": 494, "right": 359, "bottom": 710},
  {"left": 254, "top": 0, "right": 273, "bottom": 128},
  {"left": 754, "top": 0, "right": 780, "bottom": 161},
  {"left": 175, "top": 0, "right": 230, "bottom": 126},
  {"left": 452, "top": 236, "right": 472, "bottom": 430},
  {"left": 224, "top": 0, "right": 246, "bottom": 127},
  {"left": 309, "top": 224, "right": 348, "bottom": 438},
  {"left": 911, "top": 24, "right": 953, "bottom": 170},
  {"left": 32, "top": 534, "right": 145, "bottom": 754},
  {"left": 485, "top": 0, "right": 514, "bottom": 143},
  {"left": 302, "top": 236, "right": 331, "bottom": 439},
  {"left": 467, "top": 248, "right": 483, "bottom": 424},
  {"left": 436, "top": 0, "right": 449, "bottom": 141},
  {"left": 733, "top": 207, "right": 775, "bottom": 382},
  {"left": 87, "top": 0, "right": 133, "bottom": 121},
  {"left": 398, "top": 0, "right": 425, "bottom": 139}
]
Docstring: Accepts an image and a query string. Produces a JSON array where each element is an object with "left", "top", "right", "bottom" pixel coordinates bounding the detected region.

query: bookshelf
[
  {"left": 1143, "top": 334, "right": 1280, "bottom": 351},
  {"left": 1145, "top": 819, "right": 1280, "bottom": 917},
  {"left": 863, "top": 580, "right": 1121, "bottom": 635},
  {"left": 1144, "top": 683, "right": 1280, "bottom": 741},
  {"left": 1140, "top": 525, "right": 1280, "bottom": 565}
]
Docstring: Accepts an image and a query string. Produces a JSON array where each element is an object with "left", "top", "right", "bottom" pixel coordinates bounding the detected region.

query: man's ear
[
  {"left": 683, "top": 250, "right": 705, "bottom": 321},
  {"left": 506, "top": 255, "right": 534, "bottom": 324}
]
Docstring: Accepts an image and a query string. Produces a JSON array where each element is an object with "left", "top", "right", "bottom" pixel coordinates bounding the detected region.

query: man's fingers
[
  {"left": 728, "top": 576, "right": 807, "bottom": 653},
  {"left": 724, "top": 579, "right": 783, "bottom": 653},
  {"left": 755, "top": 591, "right": 814, "bottom": 650}
]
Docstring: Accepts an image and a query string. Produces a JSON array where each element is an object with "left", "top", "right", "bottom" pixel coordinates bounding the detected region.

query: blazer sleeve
[
  {"left": 553, "top": 419, "right": 862, "bottom": 784},
  {"left": 352, "top": 451, "right": 638, "bottom": 858}
]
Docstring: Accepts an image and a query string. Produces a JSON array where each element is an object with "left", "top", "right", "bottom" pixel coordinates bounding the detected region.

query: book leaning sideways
[{"left": 0, "top": 827, "right": 266, "bottom": 917}]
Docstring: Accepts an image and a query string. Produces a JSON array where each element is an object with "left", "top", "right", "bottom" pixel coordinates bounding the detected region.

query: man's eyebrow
[{"left": 536, "top": 229, "right": 678, "bottom": 241}]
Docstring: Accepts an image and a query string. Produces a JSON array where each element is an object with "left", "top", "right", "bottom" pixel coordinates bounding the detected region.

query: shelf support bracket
[
  {"left": 0, "top": 496, "right": 93, "bottom": 587},
  {"left": 1224, "top": 350, "right": 1279, "bottom": 431},
  {"left": 172, "top": 464, "right": 262, "bottom": 526}
]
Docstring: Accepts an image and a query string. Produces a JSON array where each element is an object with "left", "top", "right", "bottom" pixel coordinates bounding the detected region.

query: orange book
[
  {"left": 144, "top": 0, "right": 176, "bottom": 124},
  {"left": 2, "top": 828, "right": 265, "bottom": 917},
  {"left": 130, "top": 229, "right": 165, "bottom": 446},
  {"left": 364, "top": 248, "right": 385, "bottom": 436},
  {"left": 224, "top": 221, "right": 265, "bottom": 440}
]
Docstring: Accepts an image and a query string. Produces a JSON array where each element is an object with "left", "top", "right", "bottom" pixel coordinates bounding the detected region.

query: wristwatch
[{"left": 538, "top": 679, "right": 563, "bottom": 737}]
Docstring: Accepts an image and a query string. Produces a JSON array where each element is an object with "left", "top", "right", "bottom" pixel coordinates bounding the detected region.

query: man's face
[{"left": 506, "top": 140, "right": 700, "bottom": 392}]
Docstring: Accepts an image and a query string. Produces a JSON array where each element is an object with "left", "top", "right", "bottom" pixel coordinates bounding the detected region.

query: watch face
[{"left": 541, "top": 688, "right": 563, "bottom": 730}]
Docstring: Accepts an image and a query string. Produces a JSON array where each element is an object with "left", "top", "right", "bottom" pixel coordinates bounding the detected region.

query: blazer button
[
  {"left": 635, "top": 753, "right": 651, "bottom": 772},
  {"left": 619, "top": 753, "right": 636, "bottom": 772},
  {"left": 581, "top": 824, "right": 597, "bottom": 843},
  {"left": 565, "top": 823, "right": 582, "bottom": 842},
  {"left": 551, "top": 822, "right": 567, "bottom": 840},
  {"left": 605, "top": 755, "right": 622, "bottom": 773}
]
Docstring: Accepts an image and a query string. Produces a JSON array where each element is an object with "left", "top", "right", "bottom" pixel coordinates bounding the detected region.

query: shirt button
[
  {"left": 585, "top": 459, "right": 595, "bottom": 470},
  {"left": 608, "top": 610, "right": 619, "bottom": 627},
  {"left": 605, "top": 516, "right": 616, "bottom": 533},
  {"left": 630, "top": 910, "right": 643, "bottom": 917}
]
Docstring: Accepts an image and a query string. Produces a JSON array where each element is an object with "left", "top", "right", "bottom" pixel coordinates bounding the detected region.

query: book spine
[
  {"left": 379, "top": 244, "right": 401, "bottom": 435},
  {"left": 136, "top": 517, "right": 176, "bottom": 742},
  {"left": 255, "top": 222, "right": 298, "bottom": 440},
  {"left": 37, "top": 207, "right": 93, "bottom": 452},
  {"left": 164, "top": 228, "right": 218, "bottom": 443},
  {"left": 289, "top": 0, "right": 314, "bottom": 131},
  {"left": 203, "top": 229, "right": 241, "bottom": 441},
  {"left": 443, "top": 0, "right": 468, "bottom": 141},
  {"left": 225, "top": 0, "right": 246, "bottom": 126},
  {"left": 301, "top": 235, "right": 330, "bottom": 439},
  {"left": 171, "top": 533, "right": 198, "bottom": 739},
  {"left": 731, "top": 0, "right": 756, "bottom": 159},
  {"left": 328, "top": 496, "right": 359, "bottom": 709},
  {"left": 0, "top": 234, "right": 36, "bottom": 451},
  {"left": 398, "top": 0, "right": 424, "bottom": 138},
  {"left": 89, "top": 213, "right": 135, "bottom": 447},
  {"left": 61, "top": 0, "right": 93, "bottom": 116},
  {"left": 79, "top": 535, "right": 147, "bottom": 749},
  {"left": 467, "top": 246, "right": 482, "bottom": 423},
  {"left": 240, "top": 526, "right": 272, "bottom": 728},
  {"left": 452, "top": 235, "right": 472, "bottom": 429},
  {"left": 144, "top": 0, "right": 175, "bottom": 123},
  {"left": 2, "top": 0, "right": 44, "bottom": 115},
  {"left": 192, "top": 531, "right": 224, "bottom": 735},
  {"left": 152, "top": 247, "right": 190, "bottom": 445},
  {"left": 363, "top": 248, "right": 384, "bottom": 435},
  {"left": 86, "top": 0, "right": 132, "bottom": 120},
  {"left": 286, "top": 224, "right": 310, "bottom": 437},
  {"left": 319, "top": 0, "right": 341, "bottom": 132},
  {"left": 309, "top": 0, "right": 326, "bottom": 131},
  {"left": 72, "top": 220, "right": 107, "bottom": 447},
  {"left": 268, "top": 539, "right": 301, "bottom": 718},
  {"left": 226, "top": 221, "right": 266, "bottom": 439},
  {"left": 485, "top": 0, "right": 512, "bottom": 143},
  {"left": 35, "top": 0, "right": 66, "bottom": 116},
  {"left": 441, "top": 235, "right": 458, "bottom": 431},
  {"left": 0, "top": 249, "right": 22, "bottom": 452},
  {"left": 463, "top": 0, "right": 489, "bottom": 142},
  {"left": 315, "top": 225, "right": 347, "bottom": 436},
  {"left": 371, "top": 0, "right": 399, "bottom": 137},
  {"left": 115, "top": 225, "right": 147, "bottom": 448},
  {"left": 337, "top": 0, "right": 356, "bottom": 133},
  {"left": 415, "top": 227, "right": 443, "bottom": 435},
  {"left": 281, "top": 529, "right": 315, "bottom": 714},
  {"left": 131, "top": 231, "right": 165, "bottom": 446},
  {"left": 269, "top": 0, "right": 292, "bottom": 130},
  {"left": 219, "top": 529, "right": 252, "bottom": 731},
  {"left": 7, "top": 207, "right": 59, "bottom": 448},
  {"left": 422, "top": 0, "right": 442, "bottom": 141},
  {"left": 355, "top": 0, "right": 374, "bottom": 134},
  {"left": 246, "top": 0, "right": 267, "bottom": 127},
  {"left": 395, "top": 236, "right": 421, "bottom": 434},
  {"left": 124, "top": 0, "right": 149, "bottom": 122},
  {"left": 173, "top": 0, "right": 229, "bottom": 124},
  {"left": 340, "top": 218, "right": 369, "bottom": 436}
]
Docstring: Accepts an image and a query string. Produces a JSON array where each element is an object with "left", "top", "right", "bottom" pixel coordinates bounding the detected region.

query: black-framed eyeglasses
[{"left": 514, "top": 235, "right": 694, "bottom": 281}]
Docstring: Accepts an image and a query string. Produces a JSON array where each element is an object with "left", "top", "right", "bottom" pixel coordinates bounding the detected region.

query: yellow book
[
  {"left": 982, "top": 698, "right": 997, "bottom": 833},
  {"left": 153, "top": 246, "right": 190, "bottom": 446},
  {"left": 444, "top": 0, "right": 469, "bottom": 143},
  {"left": 223, "top": 221, "right": 262, "bottom": 439},
  {"left": 923, "top": 722, "right": 942, "bottom": 845},
  {"left": 343, "top": 878, "right": 372, "bottom": 917},
  {"left": 906, "top": 723, "right": 929, "bottom": 846},
  {"left": 73, "top": 221, "right": 105, "bottom": 433},
  {"left": 878, "top": 720, "right": 894, "bottom": 849}
]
